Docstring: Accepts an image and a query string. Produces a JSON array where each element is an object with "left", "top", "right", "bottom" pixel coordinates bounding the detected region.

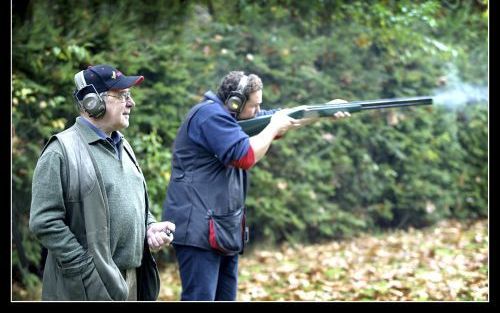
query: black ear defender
[
  {"left": 225, "top": 74, "right": 249, "bottom": 117},
  {"left": 73, "top": 70, "right": 106, "bottom": 118}
]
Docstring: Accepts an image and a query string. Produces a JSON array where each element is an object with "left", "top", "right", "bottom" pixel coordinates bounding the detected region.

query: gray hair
[{"left": 216, "top": 71, "right": 263, "bottom": 103}]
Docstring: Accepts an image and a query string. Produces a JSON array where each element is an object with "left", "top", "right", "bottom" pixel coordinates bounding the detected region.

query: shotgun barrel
[{"left": 237, "top": 96, "right": 433, "bottom": 136}]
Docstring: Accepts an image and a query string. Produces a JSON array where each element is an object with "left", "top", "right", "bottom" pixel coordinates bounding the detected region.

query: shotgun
[{"left": 237, "top": 96, "right": 433, "bottom": 136}]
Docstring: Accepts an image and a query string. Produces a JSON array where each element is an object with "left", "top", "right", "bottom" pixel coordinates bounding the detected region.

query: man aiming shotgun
[{"left": 161, "top": 70, "right": 350, "bottom": 301}]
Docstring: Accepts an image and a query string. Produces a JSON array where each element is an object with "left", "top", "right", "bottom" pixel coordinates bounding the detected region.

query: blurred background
[{"left": 12, "top": 0, "right": 488, "bottom": 301}]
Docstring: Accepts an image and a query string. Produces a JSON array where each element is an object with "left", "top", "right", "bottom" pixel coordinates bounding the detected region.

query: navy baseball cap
[{"left": 74, "top": 64, "right": 144, "bottom": 100}]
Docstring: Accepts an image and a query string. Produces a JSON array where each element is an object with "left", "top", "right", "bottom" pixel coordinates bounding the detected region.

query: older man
[{"left": 30, "top": 64, "right": 175, "bottom": 301}]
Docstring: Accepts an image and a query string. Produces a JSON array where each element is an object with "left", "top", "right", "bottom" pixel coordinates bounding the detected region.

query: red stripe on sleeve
[{"left": 230, "top": 146, "right": 255, "bottom": 170}]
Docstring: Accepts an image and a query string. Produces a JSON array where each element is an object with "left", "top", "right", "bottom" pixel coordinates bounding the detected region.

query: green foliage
[
  {"left": 130, "top": 128, "right": 172, "bottom": 219},
  {"left": 453, "top": 104, "right": 488, "bottom": 218},
  {"left": 12, "top": 0, "right": 487, "bottom": 297}
]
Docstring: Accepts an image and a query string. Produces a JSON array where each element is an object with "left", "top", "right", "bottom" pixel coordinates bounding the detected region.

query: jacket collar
[
  {"left": 203, "top": 90, "right": 237, "bottom": 119},
  {"left": 203, "top": 90, "right": 223, "bottom": 105},
  {"left": 75, "top": 116, "right": 124, "bottom": 144}
]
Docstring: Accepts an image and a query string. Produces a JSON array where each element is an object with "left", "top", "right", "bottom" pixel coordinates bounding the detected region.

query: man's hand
[
  {"left": 147, "top": 221, "right": 176, "bottom": 252},
  {"left": 296, "top": 99, "right": 351, "bottom": 127},
  {"left": 268, "top": 108, "right": 302, "bottom": 136},
  {"left": 327, "top": 99, "right": 351, "bottom": 120}
]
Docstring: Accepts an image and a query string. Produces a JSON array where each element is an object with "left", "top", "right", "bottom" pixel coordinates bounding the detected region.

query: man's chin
[{"left": 120, "top": 120, "right": 130, "bottom": 128}]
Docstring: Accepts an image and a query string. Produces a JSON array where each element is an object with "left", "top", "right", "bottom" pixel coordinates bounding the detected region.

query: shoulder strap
[
  {"left": 122, "top": 139, "right": 142, "bottom": 175},
  {"left": 121, "top": 138, "right": 149, "bottom": 217}
]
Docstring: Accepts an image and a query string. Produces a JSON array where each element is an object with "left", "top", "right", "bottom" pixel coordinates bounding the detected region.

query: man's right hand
[
  {"left": 147, "top": 221, "right": 176, "bottom": 252},
  {"left": 250, "top": 108, "right": 308, "bottom": 164},
  {"left": 268, "top": 108, "right": 301, "bottom": 136}
]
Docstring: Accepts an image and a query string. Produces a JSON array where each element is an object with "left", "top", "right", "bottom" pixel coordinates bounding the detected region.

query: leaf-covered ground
[{"left": 158, "top": 219, "right": 488, "bottom": 301}]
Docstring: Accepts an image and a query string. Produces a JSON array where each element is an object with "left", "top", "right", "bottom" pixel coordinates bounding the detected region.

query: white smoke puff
[
  {"left": 433, "top": 85, "right": 488, "bottom": 108},
  {"left": 432, "top": 63, "right": 488, "bottom": 109}
]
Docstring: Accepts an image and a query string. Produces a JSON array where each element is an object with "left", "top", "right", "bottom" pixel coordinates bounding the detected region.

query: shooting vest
[{"left": 163, "top": 100, "right": 248, "bottom": 255}]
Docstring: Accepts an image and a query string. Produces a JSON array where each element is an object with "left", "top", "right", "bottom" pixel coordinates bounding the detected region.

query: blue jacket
[{"left": 162, "top": 91, "right": 250, "bottom": 252}]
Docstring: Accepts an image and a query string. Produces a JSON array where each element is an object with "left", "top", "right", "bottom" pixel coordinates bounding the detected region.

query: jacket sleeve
[
  {"left": 146, "top": 211, "right": 157, "bottom": 227},
  {"left": 195, "top": 112, "right": 250, "bottom": 165},
  {"left": 29, "top": 143, "right": 87, "bottom": 265}
]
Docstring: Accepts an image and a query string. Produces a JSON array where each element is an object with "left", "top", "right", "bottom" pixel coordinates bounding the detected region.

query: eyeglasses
[{"left": 104, "top": 91, "right": 132, "bottom": 102}]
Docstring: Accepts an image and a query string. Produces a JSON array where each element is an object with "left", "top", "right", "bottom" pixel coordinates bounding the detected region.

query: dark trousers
[{"left": 173, "top": 244, "right": 239, "bottom": 301}]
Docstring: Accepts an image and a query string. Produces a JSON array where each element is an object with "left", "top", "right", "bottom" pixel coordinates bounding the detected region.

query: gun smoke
[
  {"left": 433, "top": 83, "right": 488, "bottom": 109},
  {"left": 431, "top": 64, "right": 488, "bottom": 109}
]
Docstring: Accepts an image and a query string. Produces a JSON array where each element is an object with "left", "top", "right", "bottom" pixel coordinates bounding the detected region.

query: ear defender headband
[
  {"left": 73, "top": 69, "right": 106, "bottom": 118},
  {"left": 226, "top": 74, "right": 249, "bottom": 117}
]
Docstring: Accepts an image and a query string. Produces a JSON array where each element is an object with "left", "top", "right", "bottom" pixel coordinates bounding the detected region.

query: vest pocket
[
  {"left": 81, "top": 260, "right": 113, "bottom": 300},
  {"left": 207, "top": 208, "right": 246, "bottom": 256},
  {"left": 56, "top": 252, "right": 92, "bottom": 300},
  {"left": 56, "top": 252, "right": 112, "bottom": 300}
]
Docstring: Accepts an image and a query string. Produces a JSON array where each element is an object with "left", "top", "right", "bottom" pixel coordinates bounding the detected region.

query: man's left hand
[
  {"left": 297, "top": 99, "right": 351, "bottom": 127},
  {"left": 147, "top": 221, "right": 176, "bottom": 252},
  {"left": 327, "top": 99, "right": 351, "bottom": 120}
]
